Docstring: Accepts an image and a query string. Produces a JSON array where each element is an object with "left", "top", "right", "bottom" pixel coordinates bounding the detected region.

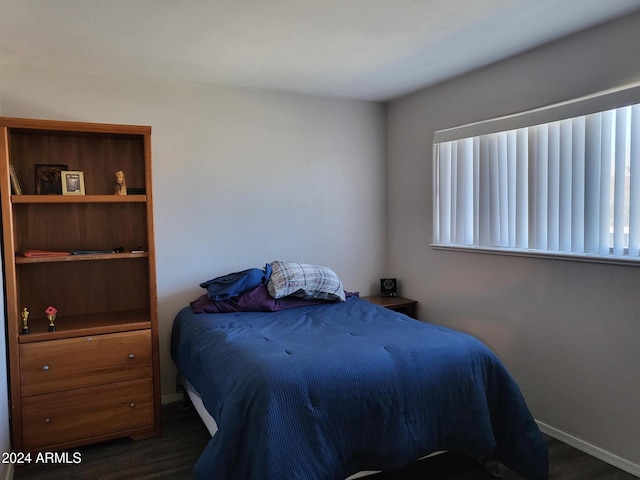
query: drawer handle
[
  {"left": 129, "top": 402, "right": 136, "bottom": 408},
  {"left": 42, "top": 365, "right": 50, "bottom": 371},
  {"left": 87, "top": 337, "right": 92, "bottom": 342},
  {"left": 44, "top": 417, "right": 51, "bottom": 423},
  {"left": 128, "top": 354, "right": 135, "bottom": 359}
]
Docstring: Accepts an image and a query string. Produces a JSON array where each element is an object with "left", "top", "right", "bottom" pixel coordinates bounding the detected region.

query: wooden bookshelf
[{"left": 0, "top": 116, "right": 161, "bottom": 452}]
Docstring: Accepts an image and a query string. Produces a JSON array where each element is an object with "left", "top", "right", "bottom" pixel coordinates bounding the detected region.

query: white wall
[
  {"left": 386, "top": 12, "right": 640, "bottom": 471},
  {"left": 0, "top": 65, "right": 387, "bottom": 408}
]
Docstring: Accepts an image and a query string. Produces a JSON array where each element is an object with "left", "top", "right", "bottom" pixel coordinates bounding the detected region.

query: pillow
[
  {"left": 266, "top": 261, "right": 345, "bottom": 302},
  {"left": 190, "top": 285, "right": 333, "bottom": 314},
  {"left": 199, "top": 264, "right": 272, "bottom": 300}
]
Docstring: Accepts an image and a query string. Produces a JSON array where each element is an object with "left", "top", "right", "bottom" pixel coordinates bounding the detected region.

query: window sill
[{"left": 430, "top": 244, "right": 640, "bottom": 267}]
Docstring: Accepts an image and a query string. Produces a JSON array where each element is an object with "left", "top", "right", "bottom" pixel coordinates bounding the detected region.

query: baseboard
[
  {"left": 161, "top": 392, "right": 185, "bottom": 405},
  {"left": 536, "top": 420, "right": 640, "bottom": 477}
]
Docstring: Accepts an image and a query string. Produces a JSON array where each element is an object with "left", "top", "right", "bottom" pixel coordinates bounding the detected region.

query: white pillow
[{"left": 267, "top": 261, "right": 345, "bottom": 302}]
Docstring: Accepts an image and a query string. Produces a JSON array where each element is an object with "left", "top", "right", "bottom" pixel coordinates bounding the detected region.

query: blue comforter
[{"left": 171, "top": 296, "right": 548, "bottom": 480}]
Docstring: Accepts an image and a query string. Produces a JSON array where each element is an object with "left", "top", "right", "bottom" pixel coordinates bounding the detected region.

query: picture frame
[
  {"left": 61, "top": 171, "right": 86, "bottom": 195},
  {"left": 36, "top": 164, "right": 68, "bottom": 195}
]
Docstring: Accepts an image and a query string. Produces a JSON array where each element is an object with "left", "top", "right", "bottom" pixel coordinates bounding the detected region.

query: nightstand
[{"left": 362, "top": 295, "right": 418, "bottom": 319}]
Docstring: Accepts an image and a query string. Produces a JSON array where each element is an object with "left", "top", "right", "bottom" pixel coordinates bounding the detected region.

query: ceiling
[{"left": 1, "top": 0, "right": 640, "bottom": 102}]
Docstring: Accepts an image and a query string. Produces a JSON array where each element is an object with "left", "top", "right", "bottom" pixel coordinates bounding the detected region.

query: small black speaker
[{"left": 380, "top": 278, "right": 397, "bottom": 297}]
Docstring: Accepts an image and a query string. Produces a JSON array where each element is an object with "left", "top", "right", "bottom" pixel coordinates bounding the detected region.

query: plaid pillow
[{"left": 267, "top": 261, "right": 345, "bottom": 302}]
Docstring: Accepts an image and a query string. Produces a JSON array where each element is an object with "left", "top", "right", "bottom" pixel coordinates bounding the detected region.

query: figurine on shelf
[
  {"left": 45, "top": 305, "right": 57, "bottom": 332},
  {"left": 114, "top": 170, "right": 127, "bottom": 196},
  {"left": 21, "top": 307, "right": 30, "bottom": 334}
]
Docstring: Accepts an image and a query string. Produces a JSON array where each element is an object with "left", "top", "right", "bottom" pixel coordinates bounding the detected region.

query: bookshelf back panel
[
  {"left": 16, "top": 258, "right": 151, "bottom": 317},
  {"left": 13, "top": 203, "right": 148, "bottom": 253},
  {"left": 8, "top": 130, "right": 146, "bottom": 195}
]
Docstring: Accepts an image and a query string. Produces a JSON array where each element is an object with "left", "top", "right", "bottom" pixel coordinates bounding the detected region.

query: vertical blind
[{"left": 433, "top": 85, "right": 640, "bottom": 261}]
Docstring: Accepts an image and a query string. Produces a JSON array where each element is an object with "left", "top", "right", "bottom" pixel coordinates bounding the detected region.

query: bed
[{"left": 170, "top": 262, "right": 548, "bottom": 480}]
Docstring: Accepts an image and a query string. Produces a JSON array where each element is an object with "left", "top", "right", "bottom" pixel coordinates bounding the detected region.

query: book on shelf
[
  {"left": 9, "top": 163, "right": 23, "bottom": 194},
  {"left": 71, "top": 250, "right": 115, "bottom": 255},
  {"left": 21, "top": 249, "right": 71, "bottom": 257}
]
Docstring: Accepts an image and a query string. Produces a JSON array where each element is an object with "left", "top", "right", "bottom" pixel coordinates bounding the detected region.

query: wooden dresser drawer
[
  {"left": 20, "top": 330, "right": 152, "bottom": 396},
  {"left": 21, "top": 378, "right": 154, "bottom": 450}
]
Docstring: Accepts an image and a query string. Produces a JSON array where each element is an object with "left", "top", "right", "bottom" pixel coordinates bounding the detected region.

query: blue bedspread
[{"left": 171, "top": 296, "right": 548, "bottom": 480}]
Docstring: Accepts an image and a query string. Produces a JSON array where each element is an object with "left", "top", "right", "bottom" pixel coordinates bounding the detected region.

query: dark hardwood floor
[{"left": 13, "top": 401, "right": 637, "bottom": 480}]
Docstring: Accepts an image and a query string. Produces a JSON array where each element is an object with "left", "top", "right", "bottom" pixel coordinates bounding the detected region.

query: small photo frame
[
  {"left": 36, "top": 164, "right": 68, "bottom": 195},
  {"left": 61, "top": 171, "right": 86, "bottom": 195}
]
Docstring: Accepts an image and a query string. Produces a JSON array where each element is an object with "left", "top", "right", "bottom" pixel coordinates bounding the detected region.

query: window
[{"left": 433, "top": 84, "right": 640, "bottom": 264}]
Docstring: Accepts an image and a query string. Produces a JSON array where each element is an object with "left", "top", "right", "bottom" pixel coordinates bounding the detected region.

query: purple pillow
[{"left": 190, "top": 285, "right": 332, "bottom": 314}]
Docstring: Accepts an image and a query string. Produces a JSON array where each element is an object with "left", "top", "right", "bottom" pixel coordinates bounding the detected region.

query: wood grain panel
[
  {"left": 21, "top": 378, "right": 154, "bottom": 450},
  {"left": 16, "top": 258, "right": 150, "bottom": 317},
  {"left": 20, "top": 330, "right": 152, "bottom": 396},
  {"left": 8, "top": 130, "right": 146, "bottom": 195}
]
